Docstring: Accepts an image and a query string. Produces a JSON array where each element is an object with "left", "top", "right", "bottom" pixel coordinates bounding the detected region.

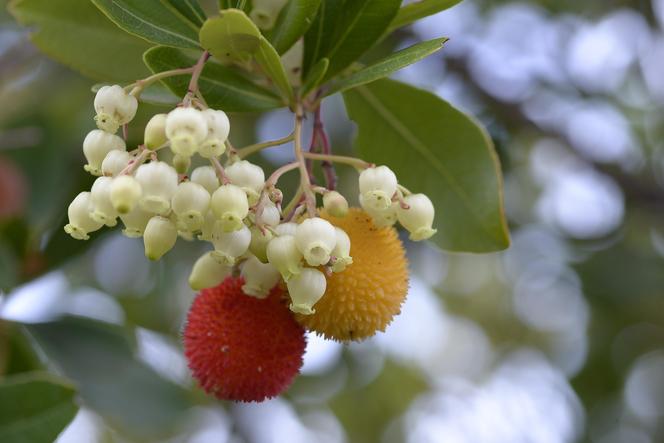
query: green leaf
[
  {"left": 26, "top": 317, "right": 192, "bottom": 441},
  {"left": 164, "top": 0, "right": 207, "bottom": 27},
  {"left": 343, "top": 79, "right": 510, "bottom": 252},
  {"left": 389, "top": 0, "right": 464, "bottom": 33},
  {"left": 199, "top": 10, "right": 261, "bottom": 63},
  {"left": 255, "top": 37, "right": 295, "bottom": 103},
  {"left": 326, "top": 37, "right": 447, "bottom": 96},
  {"left": 301, "top": 57, "right": 328, "bottom": 98},
  {"left": 8, "top": 0, "right": 152, "bottom": 82},
  {"left": 144, "top": 46, "right": 283, "bottom": 112},
  {"left": 267, "top": 0, "right": 321, "bottom": 54},
  {"left": 303, "top": 0, "right": 401, "bottom": 81},
  {"left": 90, "top": 0, "right": 201, "bottom": 48},
  {"left": 0, "top": 372, "right": 78, "bottom": 443}
]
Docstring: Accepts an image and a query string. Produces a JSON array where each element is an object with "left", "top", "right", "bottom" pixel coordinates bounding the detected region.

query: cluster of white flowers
[
  {"left": 65, "top": 84, "right": 365, "bottom": 316},
  {"left": 358, "top": 165, "right": 437, "bottom": 241}
]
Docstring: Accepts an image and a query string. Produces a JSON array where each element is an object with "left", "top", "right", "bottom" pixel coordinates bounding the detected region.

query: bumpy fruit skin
[
  {"left": 295, "top": 208, "right": 409, "bottom": 341},
  {"left": 183, "top": 276, "right": 306, "bottom": 402}
]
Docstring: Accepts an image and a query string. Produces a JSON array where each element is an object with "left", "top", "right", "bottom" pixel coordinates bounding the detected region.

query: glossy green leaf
[
  {"left": 303, "top": 0, "right": 401, "bottom": 81},
  {"left": 144, "top": 46, "right": 283, "bottom": 112},
  {"left": 343, "top": 79, "right": 510, "bottom": 252},
  {"left": 199, "top": 10, "right": 261, "bottom": 63},
  {"left": 26, "top": 317, "right": 192, "bottom": 441},
  {"left": 164, "top": 0, "right": 207, "bottom": 27},
  {"left": 389, "top": 0, "right": 464, "bottom": 33},
  {"left": 302, "top": 0, "right": 342, "bottom": 75},
  {"left": 326, "top": 37, "right": 447, "bottom": 96},
  {"left": 301, "top": 57, "right": 328, "bottom": 98},
  {"left": 268, "top": 0, "right": 321, "bottom": 54},
  {"left": 0, "top": 372, "right": 78, "bottom": 443},
  {"left": 255, "top": 37, "right": 295, "bottom": 103},
  {"left": 8, "top": 0, "right": 152, "bottom": 82},
  {"left": 90, "top": 0, "right": 201, "bottom": 48}
]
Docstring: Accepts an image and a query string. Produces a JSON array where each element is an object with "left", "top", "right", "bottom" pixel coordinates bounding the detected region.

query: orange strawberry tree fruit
[{"left": 9, "top": 0, "right": 509, "bottom": 406}]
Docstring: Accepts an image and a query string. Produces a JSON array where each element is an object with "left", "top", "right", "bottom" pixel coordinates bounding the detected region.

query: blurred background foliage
[{"left": 2, "top": 0, "right": 664, "bottom": 442}]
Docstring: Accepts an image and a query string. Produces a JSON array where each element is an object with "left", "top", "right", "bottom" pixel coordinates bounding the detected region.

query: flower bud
[
  {"left": 110, "top": 175, "right": 142, "bottom": 214},
  {"left": 241, "top": 255, "right": 281, "bottom": 298},
  {"left": 101, "top": 150, "right": 131, "bottom": 176},
  {"left": 359, "top": 165, "right": 397, "bottom": 211},
  {"left": 64, "top": 192, "right": 104, "bottom": 240},
  {"left": 396, "top": 193, "right": 437, "bottom": 241},
  {"left": 119, "top": 206, "right": 152, "bottom": 238},
  {"left": 90, "top": 176, "right": 118, "bottom": 226},
  {"left": 323, "top": 191, "right": 348, "bottom": 218},
  {"left": 225, "top": 160, "right": 265, "bottom": 204},
  {"left": 360, "top": 194, "right": 398, "bottom": 227},
  {"left": 249, "top": 225, "right": 273, "bottom": 263},
  {"left": 189, "top": 251, "right": 232, "bottom": 290},
  {"left": 166, "top": 107, "right": 208, "bottom": 157},
  {"left": 295, "top": 217, "right": 337, "bottom": 266},
  {"left": 171, "top": 181, "right": 210, "bottom": 231},
  {"left": 144, "top": 113, "right": 168, "bottom": 150},
  {"left": 143, "top": 215, "right": 177, "bottom": 260},
  {"left": 83, "top": 129, "right": 126, "bottom": 176},
  {"left": 260, "top": 201, "right": 281, "bottom": 227},
  {"left": 266, "top": 235, "right": 303, "bottom": 281},
  {"left": 331, "top": 227, "right": 353, "bottom": 272},
  {"left": 198, "top": 109, "right": 229, "bottom": 158},
  {"left": 286, "top": 268, "right": 326, "bottom": 315},
  {"left": 172, "top": 154, "right": 191, "bottom": 174},
  {"left": 281, "top": 38, "right": 303, "bottom": 87},
  {"left": 211, "top": 184, "right": 249, "bottom": 232},
  {"left": 211, "top": 224, "right": 251, "bottom": 264},
  {"left": 94, "top": 85, "right": 138, "bottom": 133},
  {"left": 274, "top": 222, "right": 298, "bottom": 236},
  {"left": 135, "top": 161, "right": 178, "bottom": 215},
  {"left": 190, "top": 166, "right": 220, "bottom": 194}
]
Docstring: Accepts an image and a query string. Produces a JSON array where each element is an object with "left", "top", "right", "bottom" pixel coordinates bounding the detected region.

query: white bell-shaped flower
[
  {"left": 83, "top": 129, "right": 126, "bottom": 176},
  {"left": 119, "top": 206, "right": 152, "bottom": 238},
  {"left": 190, "top": 166, "right": 220, "bottom": 194},
  {"left": 210, "top": 184, "right": 249, "bottom": 232},
  {"left": 240, "top": 255, "right": 281, "bottom": 299},
  {"left": 224, "top": 160, "right": 265, "bottom": 204},
  {"left": 64, "top": 192, "right": 104, "bottom": 240},
  {"left": 189, "top": 251, "right": 232, "bottom": 290},
  {"left": 330, "top": 227, "right": 353, "bottom": 272},
  {"left": 295, "top": 217, "right": 337, "bottom": 266},
  {"left": 143, "top": 215, "right": 177, "bottom": 260},
  {"left": 144, "top": 113, "right": 168, "bottom": 150},
  {"left": 359, "top": 165, "right": 398, "bottom": 211},
  {"left": 198, "top": 109, "right": 229, "bottom": 158},
  {"left": 266, "top": 235, "right": 303, "bottom": 281},
  {"left": 260, "top": 201, "right": 281, "bottom": 226},
  {"left": 274, "top": 222, "right": 298, "bottom": 236},
  {"left": 171, "top": 181, "right": 210, "bottom": 232},
  {"left": 90, "top": 176, "right": 118, "bottom": 226},
  {"left": 198, "top": 210, "right": 217, "bottom": 241},
  {"left": 165, "top": 107, "right": 208, "bottom": 157},
  {"left": 323, "top": 190, "right": 348, "bottom": 218},
  {"left": 287, "top": 268, "right": 326, "bottom": 315},
  {"left": 360, "top": 194, "right": 398, "bottom": 227},
  {"left": 110, "top": 175, "right": 142, "bottom": 214},
  {"left": 396, "top": 193, "right": 437, "bottom": 241},
  {"left": 101, "top": 150, "right": 131, "bottom": 176},
  {"left": 172, "top": 154, "right": 191, "bottom": 175},
  {"left": 211, "top": 223, "right": 251, "bottom": 264},
  {"left": 135, "top": 161, "right": 178, "bottom": 215},
  {"left": 94, "top": 85, "right": 138, "bottom": 133},
  {"left": 249, "top": 225, "right": 273, "bottom": 263}
]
